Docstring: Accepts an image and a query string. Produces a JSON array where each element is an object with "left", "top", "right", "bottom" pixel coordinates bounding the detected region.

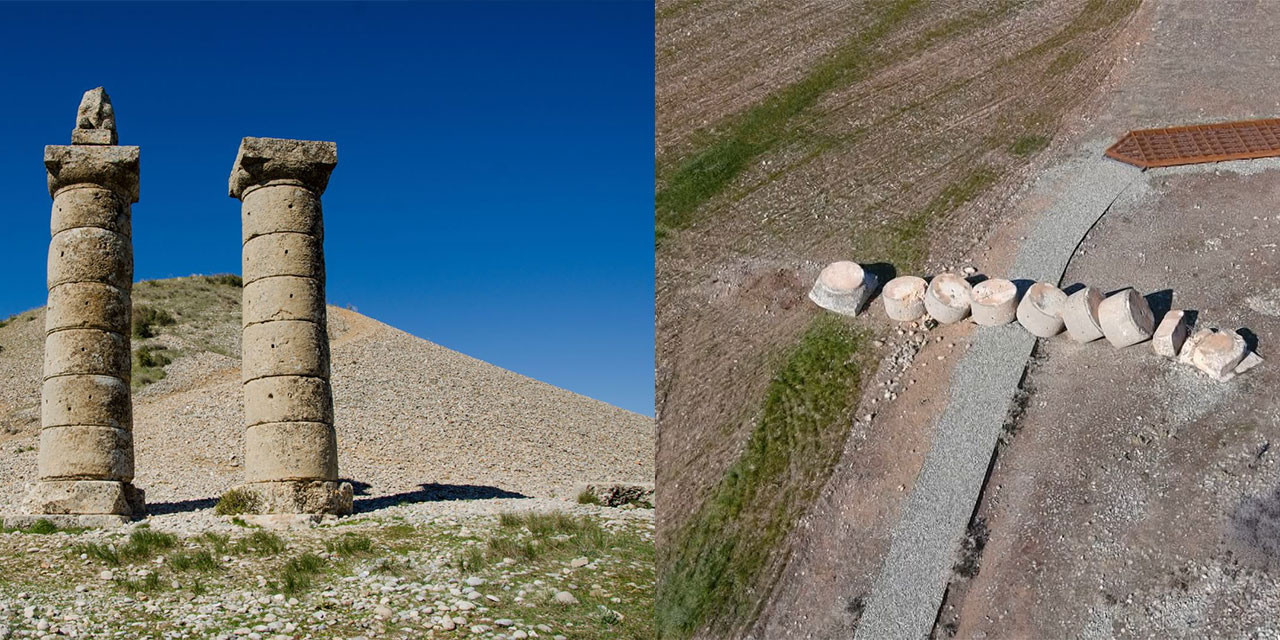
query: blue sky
[{"left": 0, "top": 2, "right": 653, "bottom": 415}]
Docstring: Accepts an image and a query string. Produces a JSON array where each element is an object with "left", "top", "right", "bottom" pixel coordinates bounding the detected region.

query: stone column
[
  {"left": 20, "top": 88, "right": 143, "bottom": 527},
  {"left": 229, "top": 137, "right": 352, "bottom": 515}
]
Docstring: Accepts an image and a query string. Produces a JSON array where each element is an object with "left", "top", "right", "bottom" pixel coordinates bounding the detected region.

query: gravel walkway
[{"left": 855, "top": 149, "right": 1142, "bottom": 639}]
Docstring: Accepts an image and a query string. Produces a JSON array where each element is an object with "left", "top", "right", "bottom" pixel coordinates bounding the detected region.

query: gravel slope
[{"left": 0, "top": 277, "right": 654, "bottom": 513}]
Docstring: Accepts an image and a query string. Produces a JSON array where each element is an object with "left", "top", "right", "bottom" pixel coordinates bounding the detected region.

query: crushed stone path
[{"left": 854, "top": 150, "right": 1143, "bottom": 639}]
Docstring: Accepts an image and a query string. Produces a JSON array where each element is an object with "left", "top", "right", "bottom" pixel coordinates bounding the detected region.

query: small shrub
[
  {"left": 576, "top": 489, "right": 602, "bottom": 506},
  {"left": 372, "top": 557, "right": 410, "bottom": 576},
  {"left": 122, "top": 528, "right": 177, "bottom": 561},
  {"left": 456, "top": 545, "right": 488, "bottom": 572},
  {"left": 117, "top": 572, "right": 163, "bottom": 594},
  {"left": 135, "top": 346, "right": 171, "bottom": 369},
  {"left": 215, "top": 489, "right": 261, "bottom": 516},
  {"left": 132, "top": 305, "right": 176, "bottom": 339}
]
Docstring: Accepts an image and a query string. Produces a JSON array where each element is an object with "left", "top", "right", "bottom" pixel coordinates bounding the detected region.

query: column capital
[
  {"left": 229, "top": 137, "right": 337, "bottom": 200},
  {"left": 44, "top": 145, "right": 140, "bottom": 203}
]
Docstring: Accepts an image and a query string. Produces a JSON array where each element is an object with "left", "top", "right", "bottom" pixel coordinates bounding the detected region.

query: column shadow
[
  {"left": 352, "top": 483, "right": 530, "bottom": 514},
  {"left": 147, "top": 497, "right": 218, "bottom": 516}
]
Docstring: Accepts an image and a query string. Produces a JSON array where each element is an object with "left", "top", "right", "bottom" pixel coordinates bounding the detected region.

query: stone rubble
[{"left": 810, "top": 261, "right": 1263, "bottom": 383}]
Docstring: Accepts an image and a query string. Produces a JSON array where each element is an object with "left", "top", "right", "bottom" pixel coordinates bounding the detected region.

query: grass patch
[
  {"left": 460, "top": 512, "right": 609, "bottom": 572},
  {"left": 132, "top": 345, "right": 172, "bottom": 388},
  {"left": 202, "top": 274, "right": 243, "bottom": 287},
  {"left": 656, "top": 314, "right": 869, "bottom": 637},
  {"left": 199, "top": 531, "right": 231, "bottom": 554},
  {"left": 73, "top": 527, "right": 177, "bottom": 567},
  {"left": 272, "top": 552, "right": 326, "bottom": 595},
  {"left": 324, "top": 533, "right": 374, "bottom": 557},
  {"left": 168, "top": 549, "right": 218, "bottom": 572},
  {"left": 236, "top": 530, "right": 287, "bottom": 556},
  {"left": 132, "top": 305, "right": 176, "bottom": 339},
  {"left": 854, "top": 165, "right": 999, "bottom": 273},
  {"left": 116, "top": 572, "right": 164, "bottom": 594},
  {"left": 1009, "top": 134, "right": 1050, "bottom": 157},
  {"left": 577, "top": 489, "right": 602, "bottom": 506},
  {"left": 215, "top": 488, "right": 261, "bottom": 516},
  {"left": 654, "top": 0, "right": 923, "bottom": 238}
]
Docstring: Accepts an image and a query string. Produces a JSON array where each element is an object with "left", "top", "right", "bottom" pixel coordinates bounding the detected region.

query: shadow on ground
[
  {"left": 148, "top": 497, "right": 218, "bottom": 515},
  {"left": 353, "top": 483, "right": 530, "bottom": 513}
]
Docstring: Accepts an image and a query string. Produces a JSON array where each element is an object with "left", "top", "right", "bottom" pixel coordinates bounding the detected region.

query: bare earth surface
[{"left": 933, "top": 1, "right": 1280, "bottom": 636}]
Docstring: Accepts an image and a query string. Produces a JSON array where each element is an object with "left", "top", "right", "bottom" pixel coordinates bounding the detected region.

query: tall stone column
[
  {"left": 21, "top": 88, "right": 143, "bottom": 527},
  {"left": 229, "top": 137, "right": 352, "bottom": 515}
]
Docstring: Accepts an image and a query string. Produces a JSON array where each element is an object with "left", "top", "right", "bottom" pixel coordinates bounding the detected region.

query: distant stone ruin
[
  {"left": 229, "top": 137, "right": 353, "bottom": 516},
  {"left": 19, "top": 87, "right": 143, "bottom": 527},
  {"left": 5, "top": 90, "right": 356, "bottom": 528}
]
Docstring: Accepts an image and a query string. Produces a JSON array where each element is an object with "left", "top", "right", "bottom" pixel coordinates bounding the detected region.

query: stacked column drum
[
  {"left": 29, "top": 145, "right": 143, "bottom": 522},
  {"left": 229, "top": 137, "right": 351, "bottom": 515}
]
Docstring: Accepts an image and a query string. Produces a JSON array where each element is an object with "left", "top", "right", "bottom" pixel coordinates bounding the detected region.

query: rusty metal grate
[{"left": 1105, "top": 118, "right": 1280, "bottom": 168}]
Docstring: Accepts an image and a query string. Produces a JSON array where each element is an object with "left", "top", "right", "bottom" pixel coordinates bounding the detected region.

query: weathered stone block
[
  {"left": 1181, "top": 329, "right": 1248, "bottom": 381},
  {"left": 1061, "top": 286, "right": 1105, "bottom": 343},
  {"left": 241, "top": 233, "right": 324, "bottom": 285},
  {"left": 237, "top": 480, "right": 353, "bottom": 515},
  {"left": 47, "top": 227, "right": 132, "bottom": 290},
  {"left": 51, "top": 187, "right": 129, "bottom": 236},
  {"left": 241, "top": 185, "right": 323, "bottom": 244},
  {"left": 970, "top": 278, "right": 1018, "bottom": 326},
  {"left": 1152, "top": 309, "right": 1188, "bottom": 358},
  {"left": 44, "top": 145, "right": 139, "bottom": 203},
  {"left": 71, "top": 128, "right": 115, "bottom": 145},
  {"left": 1016, "top": 282, "right": 1067, "bottom": 337},
  {"left": 45, "top": 281, "right": 130, "bottom": 335},
  {"left": 924, "top": 273, "right": 972, "bottom": 324},
  {"left": 242, "top": 275, "right": 326, "bottom": 327},
  {"left": 228, "top": 137, "right": 337, "bottom": 199},
  {"left": 42, "top": 374, "right": 131, "bottom": 430},
  {"left": 23, "top": 479, "right": 143, "bottom": 516},
  {"left": 244, "top": 376, "right": 333, "bottom": 426},
  {"left": 244, "top": 421, "right": 338, "bottom": 482},
  {"left": 38, "top": 425, "right": 133, "bottom": 481},
  {"left": 808, "top": 261, "right": 876, "bottom": 317},
  {"left": 242, "top": 320, "right": 331, "bottom": 382},
  {"left": 882, "top": 275, "right": 927, "bottom": 322},
  {"left": 43, "top": 329, "right": 130, "bottom": 381},
  {"left": 1098, "top": 288, "right": 1154, "bottom": 348}
]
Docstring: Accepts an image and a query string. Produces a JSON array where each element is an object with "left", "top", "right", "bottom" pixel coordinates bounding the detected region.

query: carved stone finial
[{"left": 72, "top": 87, "right": 118, "bottom": 145}]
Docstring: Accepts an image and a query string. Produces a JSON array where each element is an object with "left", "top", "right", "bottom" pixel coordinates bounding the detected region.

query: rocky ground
[
  {"left": 0, "top": 276, "right": 655, "bottom": 637},
  {"left": 0, "top": 499, "right": 653, "bottom": 639}
]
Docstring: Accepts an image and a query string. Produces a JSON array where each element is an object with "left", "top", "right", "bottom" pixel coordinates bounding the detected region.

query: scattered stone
[
  {"left": 970, "top": 278, "right": 1018, "bottom": 326},
  {"left": 1152, "top": 309, "right": 1188, "bottom": 358},
  {"left": 808, "top": 261, "right": 877, "bottom": 317},
  {"left": 1098, "top": 288, "right": 1154, "bottom": 348},
  {"left": 923, "top": 274, "right": 972, "bottom": 324},
  {"left": 1016, "top": 282, "right": 1067, "bottom": 337},
  {"left": 569, "top": 557, "right": 589, "bottom": 568},
  {"left": 882, "top": 275, "right": 928, "bottom": 321},
  {"left": 553, "top": 591, "right": 578, "bottom": 605}
]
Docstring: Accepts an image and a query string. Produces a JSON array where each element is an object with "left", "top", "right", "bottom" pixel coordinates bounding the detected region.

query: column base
[
  {"left": 18, "top": 479, "right": 145, "bottom": 524},
  {"left": 236, "top": 480, "right": 353, "bottom": 515},
  {"left": 3, "top": 513, "right": 133, "bottom": 529}
]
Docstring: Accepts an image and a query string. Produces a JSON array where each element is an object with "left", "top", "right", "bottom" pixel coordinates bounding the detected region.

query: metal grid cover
[{"left": 1105, "top": 118, "right": 1280, "bottom": 168}]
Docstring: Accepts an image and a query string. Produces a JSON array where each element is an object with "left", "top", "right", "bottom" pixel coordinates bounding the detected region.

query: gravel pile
[{"left": 0, "top": 278, "right": 654, "bottom": 513}]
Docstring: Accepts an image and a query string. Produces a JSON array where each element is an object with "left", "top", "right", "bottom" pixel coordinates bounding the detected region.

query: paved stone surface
[{"left": 855, "top": 151, "right": 1142, "bottom": 639}]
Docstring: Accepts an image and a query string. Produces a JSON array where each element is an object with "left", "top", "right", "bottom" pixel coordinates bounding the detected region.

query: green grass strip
[
  {"left": 656, "top": 315, "right": 869, "bottom": 637},
  {"left": 655, "top": 0, "right": 924, "bottom": 239}
]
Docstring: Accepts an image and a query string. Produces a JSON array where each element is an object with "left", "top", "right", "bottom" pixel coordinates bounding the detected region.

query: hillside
[{"left": 0, "top": 276, "right": 654, "bottom": 510}]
